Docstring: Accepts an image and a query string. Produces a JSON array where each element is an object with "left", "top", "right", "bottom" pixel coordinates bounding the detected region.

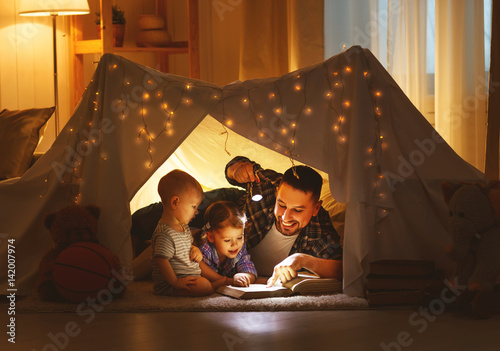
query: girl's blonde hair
[
  {"left": 204, "top": 201, "right": 246, "bottom": 232},
  {"left": 193, "top": 201, "right": 246, "bottom": 247}
]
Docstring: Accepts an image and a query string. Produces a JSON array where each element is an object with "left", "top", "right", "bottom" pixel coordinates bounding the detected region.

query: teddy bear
[
  {"left": 441, "top": 180, "right": 500, "bottom": 318},
  {"left": 36, "top": 204, "right": 126, "bottom": 302}
]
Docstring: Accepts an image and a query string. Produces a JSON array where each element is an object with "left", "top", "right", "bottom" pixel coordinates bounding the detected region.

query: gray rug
[{"left": 14, "top": 281, "right": 368, "bottom": 313}]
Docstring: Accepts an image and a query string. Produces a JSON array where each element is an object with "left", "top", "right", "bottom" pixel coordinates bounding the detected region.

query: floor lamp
[{"left": 19, "top": 0, "right": 90, "bottom": 138}]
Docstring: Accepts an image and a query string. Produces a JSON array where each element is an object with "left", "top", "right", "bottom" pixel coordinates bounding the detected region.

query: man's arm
[{"left": 267, "top": 253, "right": 342, "bottom": 287}]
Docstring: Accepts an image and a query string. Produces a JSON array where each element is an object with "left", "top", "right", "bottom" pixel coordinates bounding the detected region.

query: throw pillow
[{"left": 0, "top": 107, "right": 55, "bottom": 180}]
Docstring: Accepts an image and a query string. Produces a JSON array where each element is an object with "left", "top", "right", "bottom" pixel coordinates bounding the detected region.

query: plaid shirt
[
  {"left": 200, "top": 240, "right": 258, "bottom": 278},
  {"left": 225, "top": 156, "right": 343, "bottom": 260}
]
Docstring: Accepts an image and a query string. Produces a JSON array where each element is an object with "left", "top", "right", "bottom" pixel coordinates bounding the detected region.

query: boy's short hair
[
  {"left": 280, "top": 165, "right": 323, "bottom": 203},
  {"left": 158, "top": 169, "right": 203, "bottom": 204}
]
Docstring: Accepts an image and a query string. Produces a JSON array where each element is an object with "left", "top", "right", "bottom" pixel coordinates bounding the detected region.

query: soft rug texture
[{"left": 13, "top": 281, "right": 368, "bottom": 313}]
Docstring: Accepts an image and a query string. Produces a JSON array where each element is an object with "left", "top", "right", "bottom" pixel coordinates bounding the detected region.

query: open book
[{"left": 216, "top": 272, "right": 342, "bottom": 299}]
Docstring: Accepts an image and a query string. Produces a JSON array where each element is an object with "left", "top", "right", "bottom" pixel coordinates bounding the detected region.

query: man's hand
[
  {"left": 232, "top": 273, "right": 252, "bottom": 287},
  {"left": 190, "top": 245, "right": 202, "bottom": 263},
  {"left": 228, "top": 161, "right": 260, "bottom": 184},
  {"left": 174, "top": 276, "right": 197, "bottom": 290},
  {"left": 266, "top": 253, "right": 304, "bottom": 287}
]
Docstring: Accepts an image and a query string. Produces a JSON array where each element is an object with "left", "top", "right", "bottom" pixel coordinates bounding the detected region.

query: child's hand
[
  {"left": 174, "top": 276, "right": 197, "bottom": 290},
  {"left": 232, "top": 273, "right": 251, "bottom": 287},
  {"left": 190, "top": 246, "right": 202, "bottom": 263}
]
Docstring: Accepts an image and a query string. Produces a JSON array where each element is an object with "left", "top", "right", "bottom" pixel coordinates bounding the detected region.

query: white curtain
[
  {"left": 435, "top": 0, "right": 487, "bottom": 171},
  {"left": 239, "top": 0, "right": 324, "bottom": 81},
  {"left": 325, "top": 0, "right": 428, "bottom": 114},
  {"left": 325, "top": 0, "right": 489, "bottom": 171}
]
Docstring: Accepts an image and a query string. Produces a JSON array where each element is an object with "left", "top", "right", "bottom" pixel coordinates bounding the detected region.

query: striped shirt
[
  {"left": 151, "top": 222, "right": 201, "bottom": 295},
  {"left": 225, "top": 156, "right": 343, "bottom": 260}
]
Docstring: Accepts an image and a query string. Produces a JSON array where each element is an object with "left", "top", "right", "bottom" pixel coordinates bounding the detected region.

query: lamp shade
[{"left": 19, "top": 0, "right": 90, "bottom": 16}]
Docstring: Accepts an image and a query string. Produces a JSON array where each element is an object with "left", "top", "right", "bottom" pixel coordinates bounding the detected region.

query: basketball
[{"left": 52, "top": 242, "right": 115, "bottom": 303}]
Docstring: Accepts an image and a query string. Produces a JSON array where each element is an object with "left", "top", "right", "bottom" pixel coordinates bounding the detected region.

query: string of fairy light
[{"left": 40, "top": 52, "right": 389, "bottom": 221}]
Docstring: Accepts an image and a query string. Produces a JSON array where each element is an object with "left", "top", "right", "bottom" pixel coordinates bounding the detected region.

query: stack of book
[{"left": 365, "top": 259, "right": 443, "bottom": 306}]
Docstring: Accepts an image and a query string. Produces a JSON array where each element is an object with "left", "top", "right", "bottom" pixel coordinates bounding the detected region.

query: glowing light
[
  {"left": 243, "top": 98, "right": 248, "bottom": 103},
  {"left": 163, "top": 103, "right": 168, "bottom": 109},
  {"left": 375, "top": 91, "right": 382, "bottom": 97},
  {"left": 156, "top": 92, "right": 162, "bottom": 98},
  {"left": 259, "top": 114, "right": 263, "bottom": 119},
  {"left": 295, "top": 85, "right": 301, "bottom": 91},
  {"left": 147, "top": 79, "right": 153, "bottom": 85},
  {"left": 125, "top": 81, "right": 130, "bottom": 85},
  {"left": 143, "top": 93, "right": 150, "bottom": 100},
  {"left": 269, "top": 93, "right": 275, "bottom": 99},
  {"left": 259, "top": 132, "right": 264, "bottom": 137},
  {"left": 186, "top": 84, "right": 192, "bottom": 90},
  {"left": 305, "top": 108, "right": 312, "bottom": 114},
  {"left": 345, "top": 67, "right": 352, "bottom": 72},
  {"left": 291, "top": 139, "right": 295, "bottom": 144},
  {"left": 333, "top": 72, "right": 338, "bottom": 76},
  {"left": 112, "top": 64, "right": 117, "bottom": 69},
  {"left": 281, "top": 128, "right": 287, "bottom": 134},
  {"left": 363, "top": 71, "right": 368, "bottom": 76},
  {"left": 292, "top": 123, "right": 296, "bottom": 128},
  {"left": 326, "top": 92, "right": 332, "bottom": 98},
  {"left": 344, "top": 101, "right": 350, "bottom": 107},
  {"left": 142, "top": 108, "right": 147, "bottom": 115},
  {"left": 226, "top": 120, "right": 233, "bottom": 126},
  {"left": 334, "top": 125, "right": 339, "bottom": 131}
]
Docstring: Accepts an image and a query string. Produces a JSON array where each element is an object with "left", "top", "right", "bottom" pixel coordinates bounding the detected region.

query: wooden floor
[{"left": 4, "top": 310, "right": 499, "bottom": 351}]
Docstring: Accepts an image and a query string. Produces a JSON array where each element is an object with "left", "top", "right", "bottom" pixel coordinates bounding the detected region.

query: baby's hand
[
  {"left": 175, "top": 276, "right": 197, "bottom": 290},
  {"left": 190, "top": 246, "right": 202, "bottom": 263},
  {"left": 232, "top": 273, "right": 251, "bottom": 287}
]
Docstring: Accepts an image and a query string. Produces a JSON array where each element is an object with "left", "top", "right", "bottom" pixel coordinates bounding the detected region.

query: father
[{"left": 225, "top": 156, "right": 343, "bottom": 286}]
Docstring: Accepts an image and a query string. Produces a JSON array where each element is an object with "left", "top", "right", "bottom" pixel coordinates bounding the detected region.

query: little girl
[{"left": 198, "top": 201, "right": 257, "bottom": 287}]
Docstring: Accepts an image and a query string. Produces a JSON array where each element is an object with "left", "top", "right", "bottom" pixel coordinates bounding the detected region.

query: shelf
[
  {"left": 74, "top": 40, "right": 188, "bottom": 55},
  {"left": 70, "top": 0, "right": 200, "bottom": 110}
]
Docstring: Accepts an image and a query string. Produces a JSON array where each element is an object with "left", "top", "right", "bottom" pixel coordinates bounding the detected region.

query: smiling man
[{"left": 225, "top": 157, "right": 343, "bottom": 286}]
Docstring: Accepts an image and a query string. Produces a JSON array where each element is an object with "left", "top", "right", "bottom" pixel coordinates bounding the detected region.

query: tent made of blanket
[{"left": 0, "top": 46, "right": 484, "bottom": 297}]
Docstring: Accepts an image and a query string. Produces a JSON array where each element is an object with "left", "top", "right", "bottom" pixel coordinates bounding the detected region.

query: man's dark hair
[{"left": 280, "top": 165, "right": 323, "bottom": 202}]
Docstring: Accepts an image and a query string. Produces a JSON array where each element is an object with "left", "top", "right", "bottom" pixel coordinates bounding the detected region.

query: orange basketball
[{"left": 53, "top": 242, "right": 115, "bottom": 303}]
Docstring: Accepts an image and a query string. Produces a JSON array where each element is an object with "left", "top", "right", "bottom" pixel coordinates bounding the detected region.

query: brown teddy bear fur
[{"left": 36, "top": 204, "right": 126, "bottom": 302}]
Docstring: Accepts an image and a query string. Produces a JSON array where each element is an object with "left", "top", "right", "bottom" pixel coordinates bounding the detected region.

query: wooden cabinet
[{"left": 70, "top": 0, "right": 200, "bottom": 109}]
